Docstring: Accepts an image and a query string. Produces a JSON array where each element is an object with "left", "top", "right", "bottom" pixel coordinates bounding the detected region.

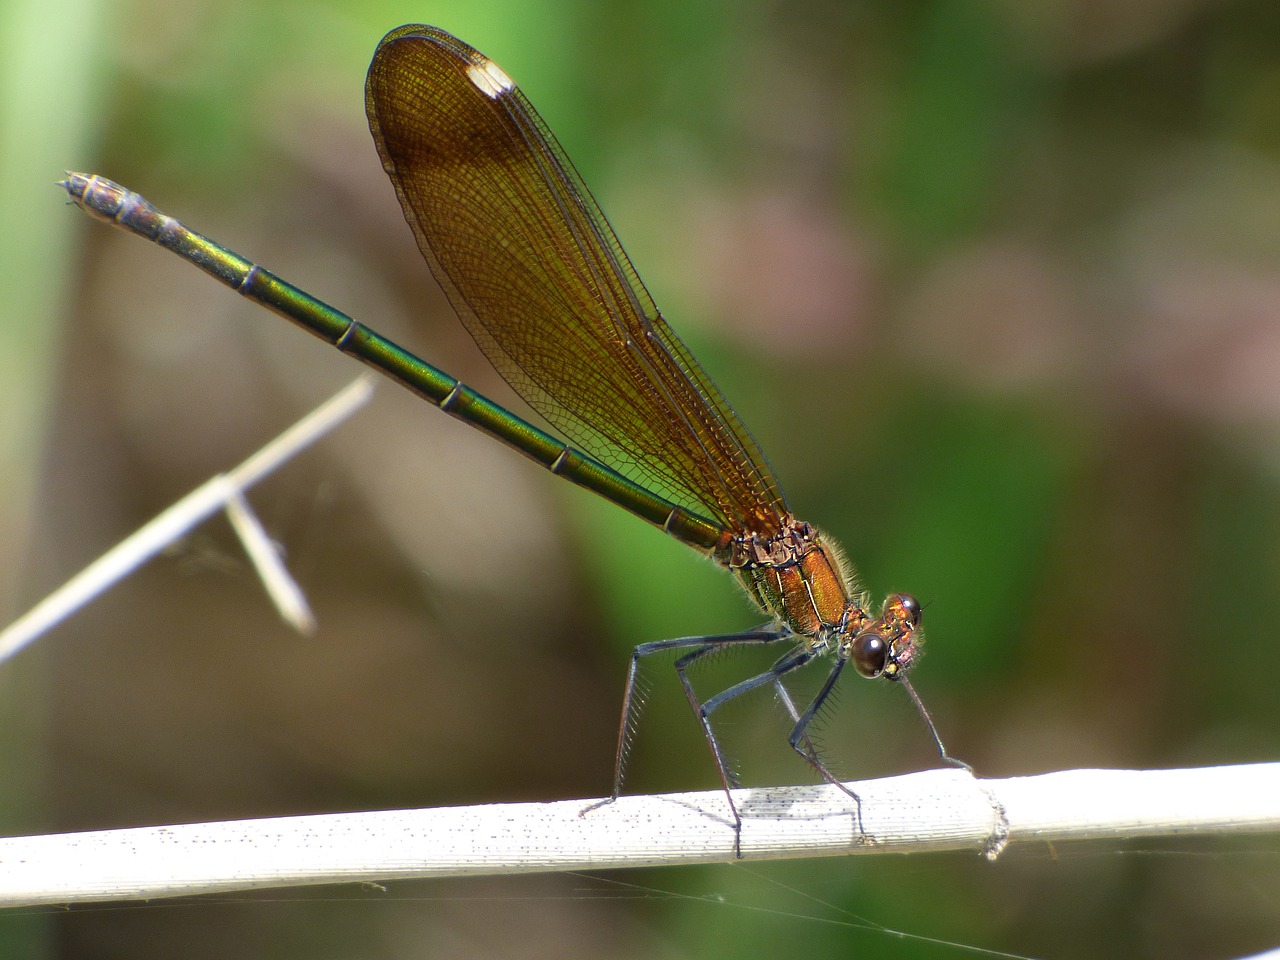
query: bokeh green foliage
[{"left": 8, "top": 0, "right": 1280, "bottom": 957}]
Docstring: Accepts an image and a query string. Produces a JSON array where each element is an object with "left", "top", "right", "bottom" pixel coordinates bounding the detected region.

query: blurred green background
[{"left": 3, "top": 0, "right": 1279, "bottom": 956}]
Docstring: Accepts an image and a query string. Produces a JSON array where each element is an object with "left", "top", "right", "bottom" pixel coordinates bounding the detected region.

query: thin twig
[{"left": 0, "top": 376, "right": 375, "bottom": 659}]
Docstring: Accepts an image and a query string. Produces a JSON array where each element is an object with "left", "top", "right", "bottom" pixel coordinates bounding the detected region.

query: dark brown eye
[
  {"left": 852, "top": 634, "right": 888, "bottom": 678},
  {"left": 899, "top": 594, "right": 921, "bottom": 627}
]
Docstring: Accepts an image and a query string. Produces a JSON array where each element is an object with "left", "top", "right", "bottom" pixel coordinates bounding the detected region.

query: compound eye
[
  {"left": 898, "top": 594, "right": 922, "bottom": 628},
  {"left": 852, "top": 633, "right": 888, "bottom": 678}
]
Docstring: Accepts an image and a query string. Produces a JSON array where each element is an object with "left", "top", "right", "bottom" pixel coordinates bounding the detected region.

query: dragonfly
[{"left": 62, "top": 23, "right": 959, "bottom": 854}]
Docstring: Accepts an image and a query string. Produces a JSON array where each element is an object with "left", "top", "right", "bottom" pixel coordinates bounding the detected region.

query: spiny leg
[
  {"left": 770, "top": 677, "right": 829, "bottom": 782},
  {"left": 673, "top": 643, "right": 812, "bottom": 788},
  {"left": 679, "top": 644, "right": 820, "bottom": 856},
  {"left": 898, "top": 673, "right": 972, "bottom": 773},
  {"left": 782, "top": 667, "right": 972, "bottom": 842},
  {"left": 581, "top": 624, "right": 786, "bottom": 824},
  {"left": 782, "top": 659, "right": 872, "bottom": 837}
]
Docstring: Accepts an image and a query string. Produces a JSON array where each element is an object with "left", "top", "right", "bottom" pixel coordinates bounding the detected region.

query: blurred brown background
[{"left": 2, "top": 0, "right": 1279, "bottom": 957}]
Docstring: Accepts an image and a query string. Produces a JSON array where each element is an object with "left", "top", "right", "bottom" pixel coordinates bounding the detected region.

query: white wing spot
[{"left": 467, "top": 57, "right": 514, "bottom": 99}]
